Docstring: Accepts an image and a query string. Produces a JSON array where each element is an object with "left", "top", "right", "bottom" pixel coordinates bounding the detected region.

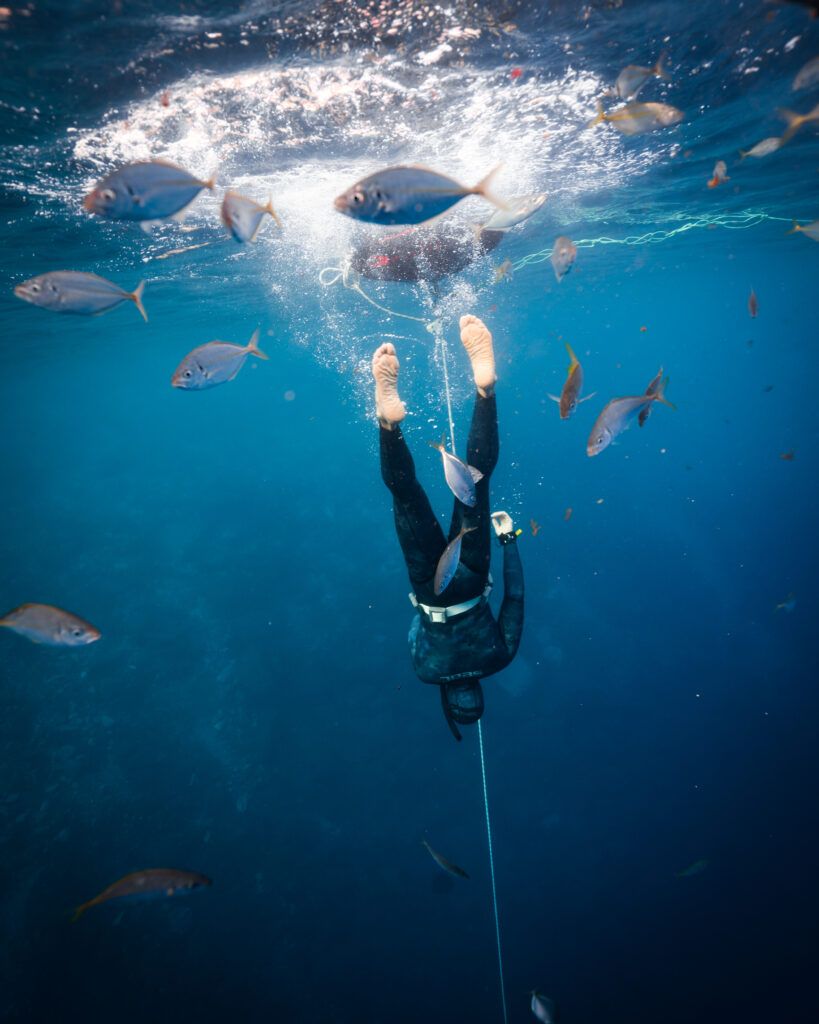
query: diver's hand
[{"left": 491, "top": 510, "right": 514, "bottom": 537}]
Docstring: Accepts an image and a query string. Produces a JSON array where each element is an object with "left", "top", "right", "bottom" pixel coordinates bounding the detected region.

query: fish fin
[
  {"left": 471, "top": 164, "right": 510, "bottom": 211},
  {"left": 547, "top": 393, "right": 561, "bottom": 403},
  {"left": 578, "top": 391, "right": 597, "bottom": 403},
  {"left": 738, "top": 149, "right": 748, "bottom": 160},
  {"left": 654, "top": 51, "right": 670, "bottom": 80},
  {"left": 654, "top": 376, "right": 676, "bottom": 410},
  {"left": 467, "top": 464, "right": 484, "bottom": 484},
  {"left": 565, "top": 342, "right": 579, "bottom": 369},
  {"left": 70, "top": 903, "right": 89, "bottom": 923},
  {"left": 130, "top": 281, "right": 148, "bottom": 323},
  {"left": 787, "top": 220, "right": 801, "bottom": 235},
  {"left": 588, "top": 100, "right": 607, "bottom": 128},
  {"left": 203, "top": 175, "right": 217, "bottom": 191},
  {"left": 247, "top": 328, "right": 268, "bottom": 360},
  {"left": 265, "top": 199, "right": 283, "bottom": 229},
  {"left": 777, "top": 107, "right": 803, "bottom": 143}
]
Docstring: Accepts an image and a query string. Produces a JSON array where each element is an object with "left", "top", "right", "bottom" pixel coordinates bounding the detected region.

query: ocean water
[{"left": 1, "top": 1, "right": 818, "bottom": 1021}]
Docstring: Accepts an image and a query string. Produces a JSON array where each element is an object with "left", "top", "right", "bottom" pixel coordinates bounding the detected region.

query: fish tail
[
  {"left": 777, "top": 107, "right": 803, "bottom": 143},
  {"left": 787, "top": 220, "right": 801, "bottom": 235},
  {"left": 738, "top": 149, "right": 748, "bottom": 160},
  {"left": 265, "top": 199, "right": 283, "bottom": 229},
  {"left": 247, "top": 327, "right": 268, "bottom": 360},
  {"left": 654, "top": 51, "right": 670, "bottom": 80},
  {"left": 471, "top": 164, "right": 510, "bottom": 211},
  {"left": 588, "top": 100, "right": 606, "bottom": 128},
  {"left": 130, "top": 281, "right": 148, "bottom": 323},
  {"left": 565, "top": 342, "right": 579, "bottom": 369},
  {"left": 203, "top": 175, "right": 217, "bottom": 190},
  {"left": 70, "top": 902, "right": 90, "bottom": 923},
  {"left": 654, "top": 376, "right": 676, "bottom": 410}
]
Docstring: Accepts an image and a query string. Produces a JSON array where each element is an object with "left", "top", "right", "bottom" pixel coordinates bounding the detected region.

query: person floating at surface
[{"left": 371, "top": 315, "right": 524, "bottom": 741}]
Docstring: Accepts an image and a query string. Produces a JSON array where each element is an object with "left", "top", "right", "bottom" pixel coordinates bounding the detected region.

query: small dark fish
[
  {"left": 172, "top": 328, "right": 268, "bottom": 390},
  {"left": 563, "top": 507, "right": 573, "bottom": 522},
  {"left": 421, "top": 839, "right": 469, "bottom": 879},
  {"left": 587, "top": 377, "right": 674, "bottom": 457},
  {"left": 0, "top": 603, "right": 100, "bottom": 647},
  {"left": 638, "top": 367, "right": 664, "bottom": 428},
  {"left": 220, "top": 191, "right": 282, "bottom": 243},
  {"left": 72, "top": 868, "right": 211, "bottom": 921},
  {"left": 530, "top": 519, "right": 541, "bottom": 536},
  {"left": 493, "top": 259, "right": 513, "bottom": 284},
  {"left": 334, "top": 164, "right": 506, "bottom": 226},
  {"left": 14, "top": 272, "right": 146, "bottom": 321},
  {"left": 84, "top": 160, "right": 214, "bottom": 226},
  {"left": 530, "top": 991, "right": 558, "bottom": 1023},
  {"left": 429, "top": 437, "right": 483, "bottom": 507},
  {"left": 763, "top": 384, "right": 775, "bottom": 392},
  {"left": 548, "top": 343, "right": 594, "bottom": 419},
  {"left": 748, "top": 288, "right": 758, "bottom": 318},
  {"left": 780, "top": 449, "right": 796, "bottom": 461},
  {"left": 550, "top": 236, "right": 576, "bottom": 282},
  {"left": 434, "top": 525, "right": 476, "bottom": 596},
  {"left": 676, "top": 858, "right": 708, "bottom": 878},
  {"left": 788, "top": 218, "right": 819, "bottom": 242},
  {"left": 775, "top": 592, "right": 797, "bottom": 613}
]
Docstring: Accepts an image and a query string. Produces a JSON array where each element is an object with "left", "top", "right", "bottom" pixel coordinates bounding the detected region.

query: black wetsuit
[
  {"left": 352, "top": 224, "right": 505, "bottom": 285},
  {"left": 379, "top": 394, "right": 524, "bottom": 686}
]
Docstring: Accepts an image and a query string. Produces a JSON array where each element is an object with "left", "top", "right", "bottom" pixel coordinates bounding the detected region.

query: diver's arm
[{"left": 491, "top": 512, "right": 524, "bottom": 659}]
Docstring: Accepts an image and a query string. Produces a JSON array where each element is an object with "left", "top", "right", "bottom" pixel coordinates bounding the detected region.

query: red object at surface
[{"left": 510, "top": 67, "right": 523, "bottom": 79}]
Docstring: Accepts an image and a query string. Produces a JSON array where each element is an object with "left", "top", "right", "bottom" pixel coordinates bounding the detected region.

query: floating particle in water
[
  {"left": 564, "top": 507, "right": 573, "bottom": 521},
  {"left": 748, "top": 288, "right": 758, "bottom": 318},
  {"left": 510, "top": 67, "right": 523, "bottom": 79},
  {"left": 596, "top": 498, "right": 604, "bottom": 505},
  {"left": 779, "top": 449, "right": 796, "bottom": 461},
  {"left": 284, "top": 390, "right": 296, "bottom": 401},
  {"left": 640, "top": 325, "right": 647, "bottom": 332}
]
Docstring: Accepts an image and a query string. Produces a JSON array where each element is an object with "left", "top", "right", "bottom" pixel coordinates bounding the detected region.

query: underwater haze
[{"left": 1, "top": 1, "right": 818, "bottom": 1021}]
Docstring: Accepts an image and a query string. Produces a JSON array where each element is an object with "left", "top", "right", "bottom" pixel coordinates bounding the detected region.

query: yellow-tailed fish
[
  {"left": 548, "top": 342, "right": 595, "bottom": 419},
  {"left": 551, "top": 236, "right": 577, "bottom": 282},
  {"left": 421, "top": 839, "right": 469, "bottom": 879},
  {"left": 481, "top": 192, "right": 547, "bottom": 231},
  {"left": 793, "top": 55, "right": 819, "bottom": 91},
  {"left": 530, "top": 991, "right": 558, "bottom": 1023},
  {"left": 429, "top": 436, "right": 483, "bottom": 507},
  {"left": 14, "top": 272, "right": 147, "bottom": 322},
  {"left": 778, "top": 100, "right": 819, "bottom": 143},
  {"left": 587, "top": 377, "right": 674, "bottom": 457},
  {"left": 172, "top": 328, "right": 268, "bottom": 390},
  {"left": 334, "top": 164, "right": 507, "bottom": 226},
  {"left": 638, "top": 367, "right": 664, "bottom": 427},
  {"left": 434, "top": 524, "right": 476, "bottom": 596},
  {"left": 493, "top": 259, "right": 513, "bottom": 283},
  {"left": 788, "top": 219, "right": 819, "bottom": 241},
  {"left": 614, "top": 52, "right": 669, "bottom": 100},
  {"left": 220, "top": 191, "right": 282, "bottom": 243},
  {"left": 0, "top": 603, "right": 100, "bottom": 647},
  {"left": 72, "top": 868, "right": 211, "bottom": 921},
  {"left": 589, "top": 99, "right": 683, "bottom": 135},
  {"left": 84, "top": 160, "right": 214, "bottom": 227}
]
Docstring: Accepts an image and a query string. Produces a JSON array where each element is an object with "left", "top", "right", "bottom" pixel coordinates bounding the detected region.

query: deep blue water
[{"left": 1, "top": 1, "right": 818, "bottom": 1021}]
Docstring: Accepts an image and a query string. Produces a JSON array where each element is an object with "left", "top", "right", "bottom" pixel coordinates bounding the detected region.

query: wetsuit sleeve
[{"left": 498, "top": 539, "right": 524, "bottom": 660}]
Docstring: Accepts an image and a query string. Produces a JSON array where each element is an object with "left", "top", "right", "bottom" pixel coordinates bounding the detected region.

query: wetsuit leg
[
  {"left": 380, "top": 426, "right": 447, "bottom": 588},
  {"left": 447, "top": 393, "right": 498, "bottom": 578}
]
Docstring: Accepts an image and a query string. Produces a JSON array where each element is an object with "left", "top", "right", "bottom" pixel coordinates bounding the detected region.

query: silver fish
[
  {"left": 421, "top": 839, "right": 469, "bottom": 879},
  {"left": 220, "top": 192, "right": 282, "bottom": 243},
  {"left": 434, "top": 525, "right": 476, "bottom": 596},
  {"left": 793, "top": 55, "right": 819, "bottom": 91},
  {"left": 638, "top": 367, "right": 663, "bottom": 428},
  {"left": 551, "top": 236, "right": 577, "bottom": 283},
  {"left": 334, "top": 164, "right": 507, "bottom": 226},
  {"left": 587, "top": 377, "right": 673, "bottom": 457},
  {"left": 739, "top": 137, "right": 782, "bottom": 159},
  {"left": 429, "top": 437, "right": 483, "bottom": 506},
  {"left": 530, "top": 991, "right": 557, "bottom": 1023},
  {"left": 72, "top": 868, "right": 211, "bottom": 921},
  {"left": 615, "top": 53, "right": 669, "bottom": 100},
  {"left": 0, "top": 603, "right": 100, "bottom": 647},
  {"left": 481, "top": 192, "right": 547, "bottom": 231},
  {"left": 788, "top": 219, "right": 819, "bottom": 241},
  {"left": 172, "top": 328, "right": 268, "bottom": 390},
  {"left": 84, "top": 160, "right": 214, "bottom": 225},
  {"left": 589, "top": 100, "right": 683, "bottom": 135},
  {"left": 14, "top": 271, "right": 147, "bottom": 321}
]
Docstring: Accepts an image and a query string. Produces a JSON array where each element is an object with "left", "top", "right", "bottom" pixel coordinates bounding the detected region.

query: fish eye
[
  {"left": 31, "top": 283, "right": 40, "bottom": 292},
  {"left": 184, "top": 369, "right": 192, "bottom": 378},
  {"left": 72, "top": 628, "right": 83, "bottom": 637},
  {"left": 101, "top": 188, "right": 116, "bottom": 201},
  {"left": 352, "top": 190, "right": 365, "bottom": 205}
]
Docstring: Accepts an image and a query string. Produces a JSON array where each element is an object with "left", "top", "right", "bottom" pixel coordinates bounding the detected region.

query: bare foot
[
  {"left": 372, "top": 343, "right": 406, "bottom": 428},
  {"left": 459, "top": 314, "right": 496, "bottom": 397}
]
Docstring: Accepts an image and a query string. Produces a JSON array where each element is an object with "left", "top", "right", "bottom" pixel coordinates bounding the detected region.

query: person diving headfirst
[{"left": 372, "top": 316, "right": 524, "bottom": 740}]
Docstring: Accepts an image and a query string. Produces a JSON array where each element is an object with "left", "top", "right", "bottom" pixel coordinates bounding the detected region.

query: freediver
[{"left": 372, "top": 315, "right": 524, "bottom": 741}]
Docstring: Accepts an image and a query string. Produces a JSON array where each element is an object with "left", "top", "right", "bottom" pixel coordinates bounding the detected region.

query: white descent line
[
  {"left": 478, "top": 720, "right": 509, "bottom": 1024},
  {"left": 432, "top": 319, "right": 457, "bottom": 454}
]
